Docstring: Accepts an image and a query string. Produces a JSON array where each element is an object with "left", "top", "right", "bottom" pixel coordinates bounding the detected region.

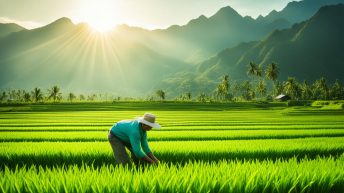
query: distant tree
[
  {"left": 232, "top": 81, "right": 241, "bottom": 100},
  {"left": 273, "top": 81, "right": 284, "bottom": 96},
  {"left": 300, "top": 80, "right": 312, "bottom": 100},
  {"left": 23, "top": 92, "right": 31, "bottom": 102},
  {"left": 68, "top": 92, "right": 76, "bottom": 102},
  {"left": 79, "top": 94, "right": 85, "bottom": 101},
  {"left": 31, "top": 88, "right": 43, "bottom": 103},
  {"left": 197, "top": 93, "right": 207, "bottom": 103},
  {"left": 265, "top": 62, "right": 279, "bottom": 83},
  {"left": 9, "top": 90, "right": 16, "bottom": 101},
  {"left": 247, "top": 62, "right": 263, "bottom": 78},
  {"left": 215, "top": 75, "right": 231, "bottom": 101},
  {"left": 48, "top": 85, "right": 62, "bottom": 102},
  {"left": 87, "top": 94, "right": 97, "bottom": 101},
  {"left": 156, "top": 90, "right": 165, "bottom": 101},
  {"left": 284, "top": 77, "right": 301, "bottom": 100},
  {"left": 256, "top": 79, "right": 267, "bottom": 98},
  {"left": 247, "top": 62, "right": 258, "bottom": 77},
  {"left": 329, "top": 80, "right": 343, "bottom": 100},
  {"left": 0, "top": 91, "right": 7, "bottom": 102},
  {"left": 176, "top": 92, "right": 192, "bottom": 101},
  {"left": 186, "top": 92, "right": 192, "bottom": 101},
  {"left": 241, "top": 80, "right": 254, "bottom": 100},
  {"left": 313, "top": 77, "right": 329, "bottom": 100}
]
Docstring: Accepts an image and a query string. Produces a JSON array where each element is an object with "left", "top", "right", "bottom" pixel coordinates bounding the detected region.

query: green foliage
[
  {"left": 1, "top": 157, "right": 343, "bottom": 193},
  {"left": 0, "top": 103, "right": 343, "bottom": 192},
  {"left": 156, "top": 89, "right": 165, "bottom": 101},
  {"left": 287, "top": 100, "right": 312, "bottom": 107}
]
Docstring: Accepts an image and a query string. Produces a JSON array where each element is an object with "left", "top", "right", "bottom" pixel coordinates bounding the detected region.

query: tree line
[
  {"left": 157, "top": 62, "right": 344, "bottom": 102},
  {"left": 1, "top": 62, "right": 343, "bottom": 103},
  {"left": 0, "top": 86, "right": 110, "bottom": 103}
]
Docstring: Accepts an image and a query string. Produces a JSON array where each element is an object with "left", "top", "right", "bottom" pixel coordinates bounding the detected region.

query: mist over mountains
[{"left": 0, "top": 0, "right": 343, "bottom": 97}]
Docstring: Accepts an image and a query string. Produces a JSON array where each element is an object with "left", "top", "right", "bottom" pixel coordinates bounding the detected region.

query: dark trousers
[{"left": 108, "top": 132, "right": 140, "bottom": 166}]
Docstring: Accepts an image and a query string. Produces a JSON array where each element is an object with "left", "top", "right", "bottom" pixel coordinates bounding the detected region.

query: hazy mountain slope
[
  {"left": 0, "top": 18, "right": 187, "bottom": 96},
  {"left": 116, "top": 6, "right": 291, "bottom": 64},
  {"left": 260, "top": 0, "right": 344, "bottom": 24},
  {"left": 0, "top": 23, "right": 26, "bottom": 38},
  {"left": 116, "top": 0, "right": 344, "bottom": 64},
  {"left": 193, "top": 4, "right": 344, "bottom": 85}
]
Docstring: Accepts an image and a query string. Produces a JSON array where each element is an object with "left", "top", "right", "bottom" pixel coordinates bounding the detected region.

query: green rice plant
[
  {"left": 1, "top": 137, "right": 343, "bottom": 167},
  {"left": 1, "top": 156, "right": 343, "bottom": 193},
  {"left": 1, "top": 129, "right": 344, "bottom": 142}
]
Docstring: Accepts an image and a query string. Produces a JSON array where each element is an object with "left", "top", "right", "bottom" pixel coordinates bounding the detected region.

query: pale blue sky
[{"left": 0, "top": 0, "right": 297, "bottom": 30}]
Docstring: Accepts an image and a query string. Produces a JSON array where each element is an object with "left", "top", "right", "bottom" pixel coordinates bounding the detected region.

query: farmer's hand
[{"left": 147, "top": 152, "right": 159, "bottom": 163}]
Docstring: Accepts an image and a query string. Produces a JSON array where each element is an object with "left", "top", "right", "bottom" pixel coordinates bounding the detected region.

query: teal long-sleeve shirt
[{"left": 110, "top": 119, "right": 151, "bottom": 158}]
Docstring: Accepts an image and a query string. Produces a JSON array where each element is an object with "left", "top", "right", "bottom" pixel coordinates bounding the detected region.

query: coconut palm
[
  {"left": 32, "top": 88, "right": 43, "bottom": 103},
  {"left": 68, "top": 92, "right": 76, "bottom": 102},
  {"left": 186, "top": 92, "right": 191, "bottom": 100},
  {"left": 197, "top": 93, "right": 207, "bottom": 103},
  {"left": 247, "top": 62, "right": 258, "bottom": 77},
  {"left": 156, "top": 90, "right": 165, "bottom": 101},
  {"left": 79, "top": 94, "right": 85, "bottom": 101},
  {"left": 256, "top": 80, "right": 267, "bottom": 98},
  {"left": 284, "top": 77, "right": 300, "bottom": 100},
  {"left": 313, "top": 77, "right": 329, "bottom": 100},
  {"left": 215, "top": 75, "right": 231, "bottom": 101},
  {"left": 329, "top": 80, "right": 343, "bottom": 100},
  {"left": 23, "top": 92, "right": 31, "bottom": 102},
  {"left": 0, "top": 91, "right": 7, "bottom": 102},
  {"left": 265, "top": 62, "right": 279, "bottom": 82},
  {"left": 241, "top": 80, "right": 253, "bottom": 100},
  {"left": 48, "top": 86, "right": 62, "bottom": 102},
  {"left": 273, "top": 81, "right": 284, "bottom": 96},
  {"left": 300, "top": 80, "right": 312, "bottom": 100}
]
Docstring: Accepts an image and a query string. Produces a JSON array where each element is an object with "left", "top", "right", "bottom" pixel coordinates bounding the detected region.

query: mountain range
[
  {"left": 0, "top": 0, "right": 343, "bottom": 97},
  {"left": 176, "top": 4, "right": 344, "bottom": 94}
]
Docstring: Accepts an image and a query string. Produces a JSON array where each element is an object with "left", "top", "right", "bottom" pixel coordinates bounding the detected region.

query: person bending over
[{"left": 108, "top": 112, "right": 160, "bottom": 165}]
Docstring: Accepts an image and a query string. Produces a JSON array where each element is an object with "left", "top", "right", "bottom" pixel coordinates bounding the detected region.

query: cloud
[{"left": 0, "top": 17, "right": 43, "bottom": 29}]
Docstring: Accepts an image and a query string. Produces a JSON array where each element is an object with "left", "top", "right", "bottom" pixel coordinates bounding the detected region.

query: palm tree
[
  {"left": 156, "top": 90, "right": 165, "bottom": 101},
  {"left": 266, "top": 62, "right": 280, "bottom": 96},
  {"left": 186, "top": 92, "right": 192, "bottom": 101},
  {"left": 241, "top": 80, "right": 253, "bottom": 101},
  {"left": 68, "top": 92, "right": 76, "bottom": 102},
  {"left": 248, "top": 62, "right": 263, "bottom": 78},
  {"left": 48, "top": 85, "right": 62, "bottom": 102},
  {"left": 256, "top": 80, "right": 267, "bottom": 98},
  {"left": 313, "top": 77, "right": 329, "bottom": 100},
  {"left": 32, "top": 88, "right": 43, "bottom": 103},
  {"left": 300, "top": 80, "right": 312, "bottom": 100},
  {"left": 284, "top": 77, "right": 300, "bottom": 100},
  {"left": 216, "top": 75, "right": 231, "bottom": 101},
  {"left": 23, "top": 92, "right": 31, "bottom": 103},
  {"left": 247, "top": 62, "right": 258, "bottom": 77},
  {"left": 329, "top": 80, "right": 343, "bottom": 100},
  {"left": 197, "top": 93, "right": 207, "bottom": 103},
  {"left": 265, "top": 62, "right": 279, "bottom": 82},
  {"left": 273, "top": 81, "right": 284, "bottom": 97},
  {"left": 0, "top": 91, "right": 7, "bottom": 102},
  {"left": 79, "top": 94, "right": 85, "bottom": 101}
]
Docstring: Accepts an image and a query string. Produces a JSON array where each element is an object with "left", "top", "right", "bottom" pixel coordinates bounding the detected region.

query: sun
[
  {"left": 77, "top": 0, "right": 120, "bottom": 32},
  {"left": 87, "top": 16, "right": 116, "bottom": 33}
]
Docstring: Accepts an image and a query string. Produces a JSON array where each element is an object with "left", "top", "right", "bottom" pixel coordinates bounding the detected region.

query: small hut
[{"left": 275, "top": 94, "right": 290, "bottom": 101}]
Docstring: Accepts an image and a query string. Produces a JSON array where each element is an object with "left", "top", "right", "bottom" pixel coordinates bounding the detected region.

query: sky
[{"left": 0, "top": 0, "right": 298, "bottom": 30}]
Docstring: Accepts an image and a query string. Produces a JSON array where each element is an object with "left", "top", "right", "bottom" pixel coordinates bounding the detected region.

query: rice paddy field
[{"left": 1, "top": 102, "right": 344, "bottom": 193}]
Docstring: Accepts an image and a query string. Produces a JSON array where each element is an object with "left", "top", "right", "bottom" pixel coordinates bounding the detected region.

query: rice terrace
[
  {"left": 1, "top": 0, "right": 344, "bottom": 192},
  {"left": 0, "top": 101, "right": 343, "bottom": 192}
]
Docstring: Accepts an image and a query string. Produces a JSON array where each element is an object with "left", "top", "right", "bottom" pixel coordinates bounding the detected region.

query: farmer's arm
[
  {"left": 129, "top": 135, "right": 155, "bottom": 164},
  {"left": 141, "top": 133, "right": 159, "bottom": 163}
]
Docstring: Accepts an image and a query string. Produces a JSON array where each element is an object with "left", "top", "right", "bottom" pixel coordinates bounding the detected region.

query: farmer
[{"left": 108, "top": 112, "right": 160, "bottom": 166}]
